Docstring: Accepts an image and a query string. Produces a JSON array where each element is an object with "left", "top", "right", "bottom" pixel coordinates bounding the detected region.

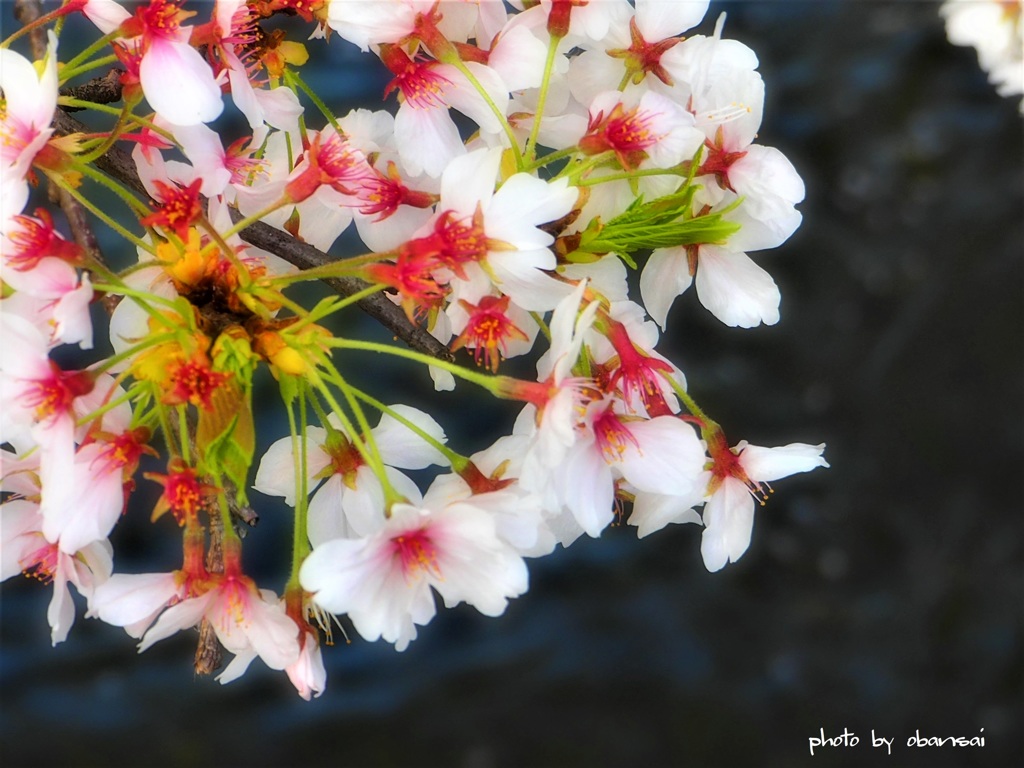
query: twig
[
  {"left": 59, "top": 69, "right": 126, "bottom": 110},
  {"left": 227, "top": 211, "right": 455, "bottom": 361}
]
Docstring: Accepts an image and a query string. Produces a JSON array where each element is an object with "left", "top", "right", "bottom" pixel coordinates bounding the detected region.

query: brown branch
[
  {"left": 12, "top": 0, "right": 44, "bottom": 52},
  {"left": 50, "top": 108, "right": 454, "bottom": 361},
  {"left": 60, "top": 69, "right": 126, "bottom": 110},
  {"left": 227, "top": 211, "right": 454, "bottom": 360}
]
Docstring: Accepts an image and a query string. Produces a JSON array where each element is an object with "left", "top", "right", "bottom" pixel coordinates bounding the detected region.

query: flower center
[
  {"left": 22, "top": 540, "right": 59, "bottom": 584},
  {"left": 392, "top": 530, "right": 441, "bottom": 579},
  {"left": 451, "top": 295, "right": 529, "bottom": 373},
  {"left": 382, "top": 46, "right": 452, "bottom": 111},
  {"left": 593, "top": 406, "right": 641, "bottom": 462}
]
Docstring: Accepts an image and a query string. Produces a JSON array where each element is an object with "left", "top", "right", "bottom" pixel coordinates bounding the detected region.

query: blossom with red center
[
  {"left": 20, "top": 537, "right": 61, "bottom": 585},
  {"left": 1, "top": 32, "right": 59, "bottom": 220},
  {"left": 313, "top": 129, "right": 371, "bottom": 194},
  {"left": 378, "top": 45, "right": 510, "bottom": 178},
  {"left": 364, "top": 249, "right": 449, "bottom": 322},
  {"left": 301, "top": 501, "right": 529, "bottom": 651},
  {"left": 86, "top": 427, "right": 153, "bottom": 482},
  {"left": 283, "top": 129, "right": 371, "bottom": 203},
  {"left": 429, "top": 207, "right": 494, "bottom": 278},
  {"left": 1, "top": 499, "right": 113, "bottom": 646},
  {"left": 392, "top": 529, "right": 442, "bottom": 580},
  {"left": 579, "top": 90, "right": 703, "bottom": 173},
  {"left": 381, "top": 45, "right": 453, "bottom": 111},
  {"left": 224, "top": 136, "right": 266, "bottom": 186},
  {"left": 3, "top": 209, "right": 84, "bottom": 270},
  {"left": 16, "top": 362, "right": 96, "bottom": 424},
  {"left": 354, "top": 161, "right": 437, "bottom": 221},
  {"left": 146, "top": 461, "right": 218, "bottom": 526},
  {"left": 42, "top": 428, "right": 155, "bottom": 554},
  {"left": 116, "top": 0, "right": 223, "bottom": 126},
  {"left": 451, "top": 295, "right": 530, "bottom": 373},
  {"left": 165, "top": 353, "right": 231, "bottom": 410},
  {"left": 135, "top": 543, "right": 300, "bottom": 681},
  {"left": 698, "top": 126, "right": 749, "bottom": 192},
  {"left": 580, "top": 102, "right": 661, "bottom": 170},
  {"left": 607, "top": 17, "right": 683, "bottom": 86},
  {"left": 592, "top": 406, "right": 642, "bottom": 462},
  {"left": 254, "top": 405, "right": 448, "bottom": 544},
  {"left": 696, "top": 427, "right": 828, "bottom": 572},
  {"left": 141, "top": 179, "right": 204, "bottom": 240},
  {"left": 602, "top": 317, "right": 675, "bottom": 417},
  {"left": 545, "top": 399, "right": 705, "bottom": 540}
]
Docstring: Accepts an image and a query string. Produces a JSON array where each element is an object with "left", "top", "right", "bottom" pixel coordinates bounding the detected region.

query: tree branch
[{"left": 60, "top": 68, "right": 126, "bottom": 110}]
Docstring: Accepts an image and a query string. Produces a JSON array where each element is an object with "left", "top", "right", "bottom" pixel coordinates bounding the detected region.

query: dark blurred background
[{"left": 1, "top": 2, "right": 1022, "bottom": 766}]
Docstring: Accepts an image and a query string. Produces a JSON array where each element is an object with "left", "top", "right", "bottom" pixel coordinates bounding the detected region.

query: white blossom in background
[{"left": 942, "top": 0, "right": 1024, "bottom": 113}]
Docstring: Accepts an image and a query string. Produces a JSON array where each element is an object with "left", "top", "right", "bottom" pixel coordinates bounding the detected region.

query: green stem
[
  {"left": 663, "top": 373, "right": 712, "bottom": 426},
  {"left": 2, "top": 3, "right": 72, "bottom": 49},
  {"left": 90, "top": 282, "right": 181, "bottom": 316},
  {"left": 522, "top": 145, "right": 578, "bottom": 174},
  {"left": 74, "top": 160, "right": 151, "bottom": 214},
  {"left": 214, "top": 480, "right": 242, "bottom": 548},
  {"left": 61, "top": 29, "right": 121, "bottom": 73},
  {"left": 576, "top": 166, "right": 688, "bottom": 187},
  {"left": 49, "top": 174, "right": 154, "bottom": 253},
  {"left": 58, "top": 53, "right": 120, "bottom": 83},
  {"left": 87, "top": 331, "right": 177, "bottom": 376},
  {"left": 561, "top": 154, "right": 613, "bottom": 185},
  {"left": 311, "top": 379, "right": 395, "bottom": 499},
  {"left": 219, "top": 201, "right": 289, "bottom": 241},
  {"left": 77, "top": 103, "right": 133, "bottom": 165},
  {"left": 75, "top": 386, "right": 136, "bottom": 429},
  {"left": 530, "top": 311, "right": 552, "bottom": 342},
  {"left": 524, "top": 35, "right": 560, "bottom": 163},
  {"left": 285, "top": 69, "right": 341, "bottom": 133},
  {"left": 154, "top": 398, "right": 180, "bottom": 459},
  {"left": 59, "top": 98, "right": 177, "bottom": 142},
  {"left": 310, "top": 284, "right": 382, "bottom": 315},
  {"left": 327, "top": 337, "right": 499, "bottom": 394},
  {"left": 284, "top": 380, "right": 312, "bottom": 586},
  {"left": 316, "top": 367, "right": 406, "bottom": 510},
  {"left": 449, "top": 59, "right": 523, "bottom": 170},
  {"left": 268, "top": 254, "right": 387, "bottom": 287},
  {"left": 351, "top": 387, "right": 466, "bottom": 470},
  {"left": 178, "top": 406, "right": 192, "bottom": 465}
]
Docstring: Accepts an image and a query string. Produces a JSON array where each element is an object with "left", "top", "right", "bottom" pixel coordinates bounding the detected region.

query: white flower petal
[
  {"left": 694, "top": 245, "right": 780, "bottom": 328},
  {"left": 372, "top": 404, "right": 448, "bottom": 469},
  {"left": 739, "top": 442, "right": 829, "bottom": 483},
  {"left": 640, "top": 246, "right": 694, "bottom": 329},
  {"left": 700, "top": 477, "right": 754, "bottom": 572},
  {"left": 140, "top": 38, "right": 223, "bottom": 126}
]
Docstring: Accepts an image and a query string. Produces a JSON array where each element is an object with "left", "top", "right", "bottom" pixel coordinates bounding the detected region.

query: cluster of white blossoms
[
  {"left": 2, "top": 0, "right": 828, "bottom": 700},
  {"left": 942, "top": 0, "right": 1024, "bottom": 113}
]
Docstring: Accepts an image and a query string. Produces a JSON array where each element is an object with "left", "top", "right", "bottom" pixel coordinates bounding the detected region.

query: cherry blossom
[
  {"left": 2, "top": 499, "right": 113, "bottom": 645},
  {"left": 254, "top": 405, "right": 448, "bottom": 544},
  {"left": 120, "top": 0, "right": 224, "bottom": 126},
  {"left": 700, "top": 436, "right": 829, "bottom": 572},
  {"left": 301, "top": 500, "right": 529, "bottom": 651},
  {"left": 0, "top": 32, "right": 58, "bottom": 222}
]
